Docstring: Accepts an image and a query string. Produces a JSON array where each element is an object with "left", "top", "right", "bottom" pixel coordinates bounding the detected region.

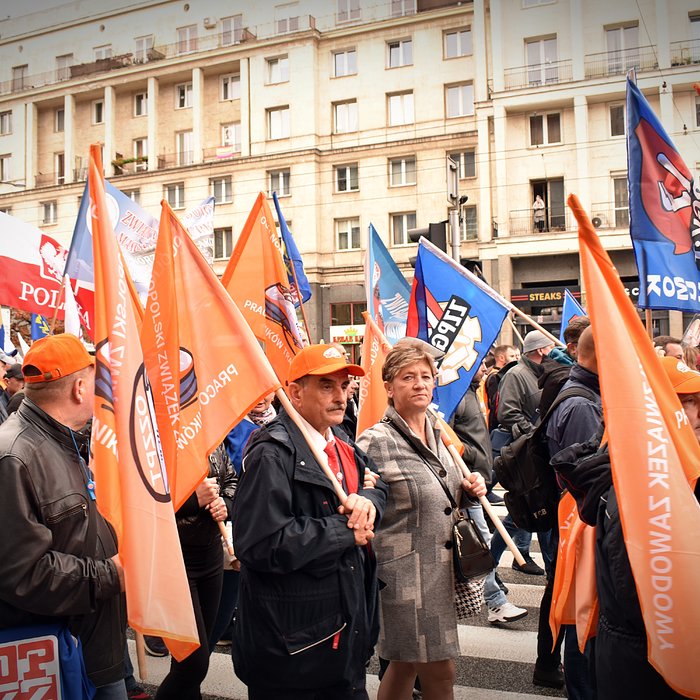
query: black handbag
[{"left": 386, "top": 420, "right": 495, "bottom": 582}]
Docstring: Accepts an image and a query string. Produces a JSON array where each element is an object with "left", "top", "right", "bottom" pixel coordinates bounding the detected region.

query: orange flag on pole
[
  {"left": 142, "top": 201, "right": 281, "bottom": 511},
  {"left": 221, "top": 192, "right": 304, "bottom": 381},
  {"left": 88, "top": 145, "right": 199, "bottom": 660},
  {"left": 571, "top": 192, "right": 700, "bottom": 697}
]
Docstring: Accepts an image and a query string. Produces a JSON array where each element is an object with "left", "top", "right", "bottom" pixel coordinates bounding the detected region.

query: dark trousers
[
  {"left": 155, "top": 540, "right": 223, "bottom": 700},
  {"left": 208, "top": 569, "right": 239, "bottom": 649}
]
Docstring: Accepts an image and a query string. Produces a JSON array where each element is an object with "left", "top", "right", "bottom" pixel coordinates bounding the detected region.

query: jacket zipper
[
  {"left": 288, "top": 622, "right": 347, "bottom": 656},
  {"left": 46, "top": 502, "right": 88, "bottom": 524}
]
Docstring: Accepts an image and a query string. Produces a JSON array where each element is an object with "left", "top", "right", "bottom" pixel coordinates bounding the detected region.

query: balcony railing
[
  {"left": 584, "top": 45, "right": 658, "bottom": 79},
  {"left": 670, "top": 39, "right": 700, "bottom": 67},
  {"left": 203, "top": 146, "right": 241, "bottom": 161},
  {"left": 508, "top": 207, "right": 572, "bottom": 236},
  {"left": 503, "top": 59, "right": 573, "bottom": 91},
  {"left": 589, "top": 202, "right": 630, "bottom": 230}
]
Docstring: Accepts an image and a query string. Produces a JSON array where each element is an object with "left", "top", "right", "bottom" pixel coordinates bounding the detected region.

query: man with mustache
[{"left": 232, "top": 344, "right": 387, "bottom": 699}]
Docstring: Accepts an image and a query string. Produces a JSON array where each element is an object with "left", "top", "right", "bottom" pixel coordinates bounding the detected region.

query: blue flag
[
  {"left": 31, "top": 314, "right": 51, "bottom": 341},
  {"left": 272, "top": 192, "right": 311, "bottom": 307},
  {"left": 365, "top": 223, "right": 411, "bottom": 345},
  {"left": 626, "top": 77, "right": 700, "bottom": 312},
  {"left": 407, "top": 239, "right": 510, "bottom": 421},
  {"left": 559, "top": 289, "right": 586, "bottom": 343}
]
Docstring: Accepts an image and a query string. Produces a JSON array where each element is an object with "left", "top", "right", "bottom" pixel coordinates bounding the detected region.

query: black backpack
[{"left": 493, "top": 386, "right": 597, "bottom": 532}]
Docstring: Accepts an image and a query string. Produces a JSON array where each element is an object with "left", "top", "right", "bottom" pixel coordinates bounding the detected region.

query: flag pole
[
  {"left": 508, "top": 317, "right": 524, "bottom": 344},
  {"left": 49, "top": 281, "right": 67, "bottom": 333},
  {"left": 289, "top": 262, "right": 312, "bottom": 345},
  {"left": 644, "top": 309, "right": 653, "bottom": 339},
  {"left": 276, "top": 388, "right": 348, "bottom": 505}
]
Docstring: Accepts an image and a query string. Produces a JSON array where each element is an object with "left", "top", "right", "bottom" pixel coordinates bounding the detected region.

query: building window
[
  {"left": 337, "top": 0, "right": 360, "bottom": 22},
  {"left": 133, "top": 138, "right": 148, "bottom": 170},
  {"left": 333, "top": 49, "right": 357, "bottom": 77},
  {"left": 388, "top": 38, "right": 412, "bottom": 68},
  {"left": 606, "top": 24, "right": 639, "bottom": 73},
  {"left": 267, "top": 106, "right": 290, "bottom": 139},
  {"left": 267, "top": 56, "right": 289, "bottom": 84},
  {"left": 92, "top": 100, "right": 104, "bottom": 125},
  {"left": 164, "top": 182, "right": 185, "bottom": 209},
  {"left": 275, "top": 2, "right": 299, "bottom": 34},
  {"left": 610, "top": 104, "right": 625, "bottom": 137},
  {"left": 221, "top": 74, "right": 241, "bottom": 101},
  {"left": 124, "top": 188, "right": 140, "bottom": 203},
  {"left": 269, "top": 169, "right": 291, "bottom": 196},
  {"left": 55, "top": 108, "right": 65, "bottom": 132},
  {"left": 460, "top": 205, "right": 477, "bottom": 241},
  {"left": 134, "top": 35, "right": 154, "bottom": 62},
  {"left": 391, "top": 212, "right": 416, "bottom": 246},
  {"left": 444, "top": 28, "right": 472, "bottom": 58},
  {"left": 176, "top": 131, "right": 194, "bottom": 166},
  {"left": 526, "top": 37, "right": 558, "bottom": 85},
  {"left": 177, "top": 24, "right": 198, "bottom": 54},
  {"left": 214, "top": 227, "right": 233, "bottom": 260},
  {"left": 336, "top": 217, "right": 360, "bottom": 250},
  {"left": 530, "top": 113, "right": 561, "bottom": 146},
  {"left": 56, "top": 54, "right": 73, "bottom": 81},
  {"left": 449, "top": 150, "right": 476, "bottom": 179},
  {"left": 335, "top": 164, "right": 359, "bottom": 192},
  {"left": 0, "top": 155, "right": 10, "bottom": 182},
  {"left": 613, "top": 176, "right": 629, "bottom": 227},
  {"left": 211, "top": 177, "right": 233, "bottom": 203},
  {"left": 12, "top": 65, "right": 27, "bottom": 91},
  {"left": 176, "top": 83, "right": 193, "bottom": 109},
  {"left": 391, "top": 0, "right": 415, "bottom": 18},
  {"left": 0, "top": 111, "right": 11, "bottom": 135},
  {"left": 389, "top": 157, "right": 416, "bottom": 186},
  {"left": 388, "top": 92, "right": 414, "bottom": 126},
  {"left": 0, "top": 207, "right": 11, "bottom": 215},
  {"left": 134, "top": 92, "right": 147, "bottom": 116},
  {"left": 221, "top": 122, "right": 241, "bottom": 152},
  {"left": 55, "top": 152, "right": 65, "bottom": 184},
  {"left": 221, "top": 15, "right": 243, "bottom": 45},
  {"left": 446, "top": 83, "right": 474, "bottom": 118},
  {"left": 94, "top": 45, "right": 112, "bottom": 60},
  {"left": 333, "top": 100, "right": 358, "bottom": 133},
  {"left": 41, "top": 200, "right": 57, "bottom": 225}
]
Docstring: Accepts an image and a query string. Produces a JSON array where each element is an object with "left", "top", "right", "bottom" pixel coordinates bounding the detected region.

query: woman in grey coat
[{"left": 356, "top": 339, "right": 486, "bottom": 700}]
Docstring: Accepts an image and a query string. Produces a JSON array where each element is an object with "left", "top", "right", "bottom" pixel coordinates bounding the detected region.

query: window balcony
[
  {"left": 670, "top": 39, "right": 700, "bottom": 66},
  {"left": 584, "top": 45, "right": 658, "bottom": 79},
  {"left": 589, "top": 202, "right": 630, "bottom": 230},
  {"left": 508, "top": 207, "right": 573, "bottom": 236},
  {"left": 503, "top": 59, "right": 573, "bottom": 91}
]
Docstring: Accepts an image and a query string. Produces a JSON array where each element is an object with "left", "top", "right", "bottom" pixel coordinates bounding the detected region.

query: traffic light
[{"left": 407, "top": 221, "right": 448, "bottom": 252}]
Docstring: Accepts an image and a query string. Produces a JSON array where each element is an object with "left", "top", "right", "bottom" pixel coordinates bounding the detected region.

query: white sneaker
[{"left": 488, "top": 602, "right": 528, "bottom": 623}]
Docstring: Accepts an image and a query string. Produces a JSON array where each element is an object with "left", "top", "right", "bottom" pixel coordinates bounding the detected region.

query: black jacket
[
  {"left": 451, "top": 379, "right": 492, "bottom": 487},
  {"left": 231, "top": 410, "right": 387, "bottom": 692},
  {"left": 0, "top": 399, "right": 126, "bottom": 687}
]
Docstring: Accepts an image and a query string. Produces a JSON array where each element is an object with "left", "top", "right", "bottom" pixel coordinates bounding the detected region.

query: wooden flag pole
[
  {"left": 288, "top": 262, "right": 312, "bottom": 345},
  {"left": 645, "top": 309, "right": 653, "bottom": 339},
  {"left": 135, "top": 632, "right": 147, "bottom": 681},
  {"left": 49, "top": 281, "right": 67, "bottom": 334},
  {"left": 507, "top": 317, "right": 524, "bottom": 345}
]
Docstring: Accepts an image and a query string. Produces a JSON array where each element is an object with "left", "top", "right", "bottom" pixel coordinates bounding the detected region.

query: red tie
[{"left": 324, "top": 441, "right": 344, "bottom": 486}]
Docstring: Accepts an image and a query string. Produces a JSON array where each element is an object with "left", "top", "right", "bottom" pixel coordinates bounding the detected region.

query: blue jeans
[
  {"left": 466, "top": 504, "right": 506, "bottom": 610},
  {"left": 95, "top": 679, "right": 128, "bottom": 700},
  {"left": 538, "top": 527, "right": 558, "bottom": 579},
  {"left": 490, "top": 513, "right": 532, "bottom": 563}
]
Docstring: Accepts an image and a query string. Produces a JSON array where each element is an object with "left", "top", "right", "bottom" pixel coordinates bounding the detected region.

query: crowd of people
[{"left": 0, "top": 323, "right": 697, "bottom": 699}]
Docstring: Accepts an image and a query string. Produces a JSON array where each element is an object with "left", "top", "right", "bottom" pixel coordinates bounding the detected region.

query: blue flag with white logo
[
  {"left": 407, "top": 238, "right": 510, "bottom": 421},
  {"left": 31, "top": 314, "right": 51, "bottom": 341},
  {"left": 559, "top": 289, "right": 586, "bottom": 343},
  {"left": 272, "top": 192, "right": 311, "bottom": 307},
  {"left": 626, "top": 77, "right": 700, "bottom": 312},
  {"left": 365, "top": 223, "right": 411, "bottom": 345}
]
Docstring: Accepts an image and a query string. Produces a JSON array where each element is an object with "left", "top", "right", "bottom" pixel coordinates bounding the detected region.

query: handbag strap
[{"left": 385, "top": 418, "right": 460, "bottom": 512}]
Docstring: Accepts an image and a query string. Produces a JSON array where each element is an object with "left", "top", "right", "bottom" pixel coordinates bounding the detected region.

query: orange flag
[
  {"left": 356, "top": 312, "right": 392, "bottom": 438},
  {"left": 88, "top": 145, "right": 199, "bottom": 660},
  {"left": 221, "top": 192, "right": 304, "bottom": 381},
  {"left": 571, "top": 192, "right": 700, "bottom": 697},
  {"left": 549, "top": 492, "right": 599, "bottom": 652},
  {"left": 142, "top": 201, "right": 281, "bottom": 510}
]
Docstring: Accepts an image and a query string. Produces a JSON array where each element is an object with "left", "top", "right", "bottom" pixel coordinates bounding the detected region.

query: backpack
[{"left": 493, "top": 385, "right": 597, "bottom": 532}]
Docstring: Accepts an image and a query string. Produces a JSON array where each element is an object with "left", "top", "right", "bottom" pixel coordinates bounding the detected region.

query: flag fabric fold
[
  {"left": 142, "top": 201, "right": 281, "bottom": 511},
  {"left": 559, "top": 289, "right": 586, "bottom": 343},
  {"left": 272, "top": 192, "right": 311, "bottom": 307},
  {"left": 407, "top": 238, "right": 510, "bottom": 421},
  {"left": 365, "top": 224, "right": 411, "bottom": 345},
  {"left": 571, "top": 192, "right": 700, "bottom": 697},
  {"left": 88, "top": 145, "right": 199, "bottom": 661},
  {"left": 221, "top": 192, "right": 304, "bottom": 381}
]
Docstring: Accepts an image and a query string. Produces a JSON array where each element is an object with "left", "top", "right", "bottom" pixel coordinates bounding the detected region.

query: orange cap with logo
[
  {"left": 659, "top": 356, "right": 700, "bottom": 394},
  {"left": 22, "top": 333, "right": 94, "bottom": 384},
  {"left": 287, "top": 344, "right": 364, "bottom": 384}
]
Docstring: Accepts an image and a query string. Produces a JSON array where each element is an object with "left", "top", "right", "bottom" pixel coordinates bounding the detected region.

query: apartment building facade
[{"left": 0, "top": 0, "right": 698, "bottom": 349}]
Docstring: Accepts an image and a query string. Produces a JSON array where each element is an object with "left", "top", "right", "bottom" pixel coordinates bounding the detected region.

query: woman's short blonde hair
[{"left": 382, "top": 338, "right": 437, "bottom": 384}]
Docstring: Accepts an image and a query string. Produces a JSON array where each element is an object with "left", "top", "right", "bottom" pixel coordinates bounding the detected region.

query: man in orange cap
[
  {"left": 232, "top": 344, "right": 387, "bottom": 700},
  {"left": 0, "top": 333, "right": 127, "bottom": 699}
]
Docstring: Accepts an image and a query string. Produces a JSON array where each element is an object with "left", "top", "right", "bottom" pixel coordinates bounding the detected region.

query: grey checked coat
[{"left": 356, "top": 405, "right": 463, "bottom": 662}]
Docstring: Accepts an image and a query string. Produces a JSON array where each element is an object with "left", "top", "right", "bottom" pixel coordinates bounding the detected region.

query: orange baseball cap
[
  {"left": 287, "top": 344, "right": 364, "bottom": 384},
  {"left": 659, "top": 356, "right": 700, "bottom": 394},
  {"left": 22, "top": 333, "right": 94, "bottom": 384}
]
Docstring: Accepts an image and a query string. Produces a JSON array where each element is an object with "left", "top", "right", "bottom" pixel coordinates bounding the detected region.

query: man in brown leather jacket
[{"left": 0, "top": 334, "right": 127, "bottom": 698}]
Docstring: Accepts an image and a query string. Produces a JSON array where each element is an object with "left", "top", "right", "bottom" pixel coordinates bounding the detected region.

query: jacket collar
[
  {"left": 569, "top": 363, "right": 601, "bottom": 394},
  {"left": 381, "top": 405, "right": 444, "bottom": 470},
  {"left": 18, "top": 398, "right": 90, "bottom": 452}
]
